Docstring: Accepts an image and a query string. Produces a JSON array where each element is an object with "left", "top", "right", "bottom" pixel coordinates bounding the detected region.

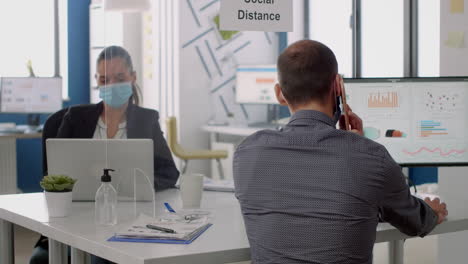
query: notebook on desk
[
  {"left": 203, "top": 177, "right": 235, "bottom": 192},
  {"left": 175, "top": 177, "right": 235, "bottom": 192},
  {"left": 0, "top": 123, "right": 26, "bottom": 134},
  {"left": 0, "top": 128, "right": 25, "bottom": 134}
]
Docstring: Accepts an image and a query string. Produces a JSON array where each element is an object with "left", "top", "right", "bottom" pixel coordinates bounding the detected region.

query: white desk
[
  {"left": 1, "top": 190, "right": 468, "bottom": 264},
  {"left": 0, "top": 190, "right": 250, "bottom": 264},
  {"left": 0, "top": 132, "right": 42, "bottom": 194},
  {"left": 202, "top": 125, "right": 263, "bottom": 138}
]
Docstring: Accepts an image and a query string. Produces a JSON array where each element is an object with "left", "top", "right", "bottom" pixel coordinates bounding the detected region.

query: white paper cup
[{"left": 180, "top": 173, "right": 204, "bottom": 209}]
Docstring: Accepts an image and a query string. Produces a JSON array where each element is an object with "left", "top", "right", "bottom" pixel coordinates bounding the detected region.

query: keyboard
[
  {"left": 413, "top": 192, "right": 441, "bottom": 201},
  {"left": 0, "top": 128, "right": 25, "bottom": 134},
  {"left": 247, "top": 123, "right": 281, "bottom": 130}
]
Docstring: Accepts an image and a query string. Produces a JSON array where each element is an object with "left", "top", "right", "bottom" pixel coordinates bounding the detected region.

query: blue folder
[{"left": 107, "top": 224, "right": 212, "bottom": 244}]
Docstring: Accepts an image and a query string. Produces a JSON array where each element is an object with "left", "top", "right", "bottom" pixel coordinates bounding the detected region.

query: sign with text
[{"left": 220, "top": 0, "right": 293, "bottom": 32}]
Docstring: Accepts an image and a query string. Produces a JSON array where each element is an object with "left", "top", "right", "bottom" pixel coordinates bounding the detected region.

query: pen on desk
[
  {"left": 164, "top": 202, "right": 176, "bottom": 213},
  {"left": 164, "top": 202, "right": 200, "bottom": 221},
  {"left": 146, "top": 224, "right": 176, "bottom": 233}
]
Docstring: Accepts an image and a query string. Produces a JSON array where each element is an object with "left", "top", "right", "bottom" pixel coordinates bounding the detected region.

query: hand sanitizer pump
[{"left": 95, "top": 169, "right": 117, "bottom": 225}]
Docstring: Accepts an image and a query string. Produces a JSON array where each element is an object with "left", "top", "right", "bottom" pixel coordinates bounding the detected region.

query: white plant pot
[{"left": 44, "top": 191, "right": 72, "bottom": 218}]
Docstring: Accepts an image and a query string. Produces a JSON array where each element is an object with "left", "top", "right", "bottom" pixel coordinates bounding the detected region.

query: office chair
[
  {"left": 42, "top": 107, "right": 69, "bottom": 176},
  {"left": 34, "top": 107, "right": 69, "bottom": 252},
  {"left": 166, "top": 117, "right": 228, "bottom": 179}
]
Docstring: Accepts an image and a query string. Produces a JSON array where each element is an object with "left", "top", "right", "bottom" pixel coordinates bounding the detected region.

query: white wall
[
  {"left": 440, "top": 0, "right": 468, "bottom": 76},
  {"left": 89, "top": 2, "right": 143, "bottom": 104},
  {"left": 438, "top": 0, "right": 468, "bottom": 263},
  {"left": 178, "top": 0, "right": 279, "bottom": 175},
  {"left": 287, "top": 0, "right": 305, "bottom": 44}
]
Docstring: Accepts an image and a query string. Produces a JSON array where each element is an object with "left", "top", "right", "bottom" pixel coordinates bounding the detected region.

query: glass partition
[
  {"left": 308, "top": 0, "right": 353, "bottom": 77},
  {"left": 418, "top": 0, "right": 440, "bottom": 77},
  {"left": 361, "top": 0, "right": 405, "bottom": 77}
]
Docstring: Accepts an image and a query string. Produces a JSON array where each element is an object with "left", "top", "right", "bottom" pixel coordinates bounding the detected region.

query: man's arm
[
  {"left": 379, "top": 150, "right": 446, "bottom": 237},
  {"left": 338, "top": 107, "right": 448, "bottom": 234}
]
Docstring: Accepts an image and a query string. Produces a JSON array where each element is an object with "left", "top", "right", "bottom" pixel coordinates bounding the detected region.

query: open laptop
[{"left": 46, "top": 139, "right": 154, "bottom": 201}]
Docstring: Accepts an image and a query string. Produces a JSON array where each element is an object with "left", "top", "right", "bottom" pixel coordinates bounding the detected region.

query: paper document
[
  {"left": 203, "top": 177, "right": 235, "bottom": 192},
  {"left": 413, "top": 193, "right": 440, "bottom": 201},
  {"left": 176, "top": 177, "right": 235, "bottom": 192},
  {"left": 115, "top": 214, "right": 211, "bottom": 241},
  {"left": 445, "top": 31, "right": 465, "bottom": 48},
  {"left": 451, "top": 0, "right": 464, "bottom": 14}
]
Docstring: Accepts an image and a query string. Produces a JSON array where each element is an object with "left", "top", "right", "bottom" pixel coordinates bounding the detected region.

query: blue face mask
[{"left": 99, "top": 82, "right": 133, "bottom": 108}]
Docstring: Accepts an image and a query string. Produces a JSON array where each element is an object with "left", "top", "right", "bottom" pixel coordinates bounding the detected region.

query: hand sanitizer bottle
[{"left": 95, "top": 169, "right": 117, "bottom": 226}]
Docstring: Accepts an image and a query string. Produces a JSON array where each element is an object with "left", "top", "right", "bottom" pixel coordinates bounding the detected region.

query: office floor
[
  {"left": 14, "top": 225, "right": 41, "bottom": 264},
  {"left": 15, "top": 224, "right": 436, "bottom": 264}
]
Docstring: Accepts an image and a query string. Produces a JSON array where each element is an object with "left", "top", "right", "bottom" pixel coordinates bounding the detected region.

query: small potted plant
[{"left": 40, "top": 175, "right": 77, "bottom": 217}]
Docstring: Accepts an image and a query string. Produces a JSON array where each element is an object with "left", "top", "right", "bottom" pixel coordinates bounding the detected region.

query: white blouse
[{"left": 92, "top": 117, "right": 127, "bottom": 139}]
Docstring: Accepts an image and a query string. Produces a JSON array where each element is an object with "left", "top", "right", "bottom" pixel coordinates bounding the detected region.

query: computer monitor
[
  {"left": 344, "top": 77, "right": 468, "bottom": 167},
  {"left": 236, "top": 65, "right": 278, "bottom": 104},
  {"left": 0, "top": 77, "right": 62, "bottom": 113}
]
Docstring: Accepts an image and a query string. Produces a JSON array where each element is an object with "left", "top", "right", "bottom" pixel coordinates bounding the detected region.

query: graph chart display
[
  {"left": 368, "top": 92, "right": 400, "bottom": 108},
  {"left": 345, "top": 79, "right": 468, "bottom": 166}
]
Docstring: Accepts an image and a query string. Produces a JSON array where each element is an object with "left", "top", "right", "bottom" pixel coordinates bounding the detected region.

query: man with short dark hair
[{"left": 233, "top": 40, "right": 447, "bottom": 264}]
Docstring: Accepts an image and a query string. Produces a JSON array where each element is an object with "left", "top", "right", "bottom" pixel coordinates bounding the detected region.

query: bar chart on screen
[
  {"left": 419, "top": 120, "right": 449, "bottom": 138},
  {"left": 367, "top": 91, "right": 400, "bottom": 108}
]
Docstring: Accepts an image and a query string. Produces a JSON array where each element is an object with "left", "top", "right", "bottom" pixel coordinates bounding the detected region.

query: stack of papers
[
  {"left": 203, "top": 178, "right": 235, "bottom": 192},
  {"left": 108, "top": 214, "right": 212, "bottom": 244},
  {"left": 175, "top": 177, "right": 235, "bottom": 192},
  {"left": 413, "top": 192, "right": 440, "bottom": 201}
]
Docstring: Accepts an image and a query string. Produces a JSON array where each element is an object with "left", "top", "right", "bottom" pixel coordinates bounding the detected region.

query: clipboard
[{"left": 107, "top": 224, "right": 213, "bottom": 244}]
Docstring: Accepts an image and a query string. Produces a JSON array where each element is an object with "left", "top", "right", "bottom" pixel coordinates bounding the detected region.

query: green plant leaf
[
  {"left": 40, "top": 175, "right": 77, "bottom": 192},
  {"left": 213, "top": 14, "right": 239, "bottom": 41}
]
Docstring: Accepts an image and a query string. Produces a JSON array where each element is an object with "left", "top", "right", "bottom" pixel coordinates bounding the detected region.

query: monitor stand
[
  {"left": 248, "top": 105, "right": 281, "bottom": 130},
  {"left": 25, "top": 114, "right": 41, "bottom": 132},
  {"left": 247, "top": 122, "right": 280, "bottom": 130}
]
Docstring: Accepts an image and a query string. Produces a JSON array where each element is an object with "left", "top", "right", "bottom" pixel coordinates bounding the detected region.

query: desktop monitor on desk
[
  {"left": 0, "top": 77, "right": 62, "bottom": 114},
  {"left": 344, "top": 77, "right": 468, "bottom": 167},
  {"left": 235, "top": 65, "right": 278, "bottom": 105},
  {"left": 235, "top": 65, "right": 282, "bottom": 127}
]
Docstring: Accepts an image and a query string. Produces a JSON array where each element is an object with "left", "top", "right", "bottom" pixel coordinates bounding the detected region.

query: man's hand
[
  {"left": 424, "top": 197, "right": 448, "bottom": 224},
  {"left": 339, "top": 105, "right": 364, "bottom": 136}
]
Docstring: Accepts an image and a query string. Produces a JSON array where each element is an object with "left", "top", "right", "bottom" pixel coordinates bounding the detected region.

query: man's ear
[{"left": 275, "top": 84, "right": 288, "bottom": 106}]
